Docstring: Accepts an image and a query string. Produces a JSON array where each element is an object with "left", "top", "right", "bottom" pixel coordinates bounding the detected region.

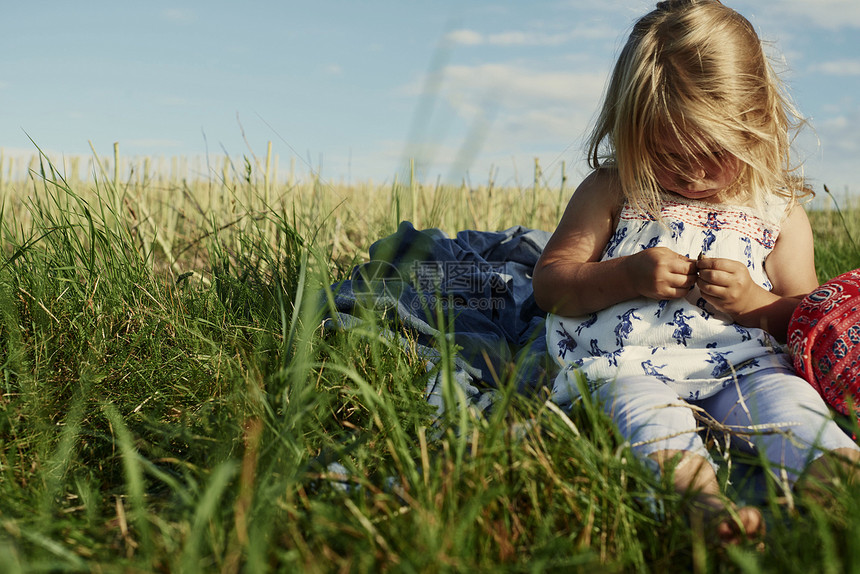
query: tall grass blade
[
  {"left": 102, "top": 404, "right": 153, "bottom": 563},
  {"left": 823, "top": 184, "right": 859, "bottom": 255},
  {"left": 180, "top": 461, "right": 238, "bottom": 573}
]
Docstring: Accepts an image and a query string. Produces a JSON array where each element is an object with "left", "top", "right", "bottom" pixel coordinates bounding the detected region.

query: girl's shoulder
[
  {"left": 575, "top": 168, "right": 626, "bottom": 217},
  {"left": 578, "top": 167, "right": 622, "bottom": 194}
]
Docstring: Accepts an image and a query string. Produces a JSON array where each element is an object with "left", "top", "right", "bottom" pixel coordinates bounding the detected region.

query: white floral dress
[{"left": 548, "top": 193, "right": 795, "bottom": 406}]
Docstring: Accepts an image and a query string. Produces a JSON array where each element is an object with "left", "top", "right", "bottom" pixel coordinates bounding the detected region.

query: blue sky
[{"left": 4, "top": 1, "right": 860, "bottom": 197}]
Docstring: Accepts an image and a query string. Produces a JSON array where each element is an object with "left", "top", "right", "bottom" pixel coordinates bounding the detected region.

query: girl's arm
[
  {"left": 696, "top": 204, "right": 818, "bottom": 341},
  {"left": 532, "top": 170, "right": 698, "bottom": 317}
]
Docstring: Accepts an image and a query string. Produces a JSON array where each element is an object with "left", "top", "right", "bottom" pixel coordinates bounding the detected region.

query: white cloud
[
  {"left": 445, "top": 26, "right": 616, "bottom": 47},
  {"left": 396, "top": 61, "right": 608, "bottom": 182},
  {"left": 485, "top": 31, "right": 569, "bottom": 46},
  {"left": 817, "top": 113, "right": 860, "bottom": 153},
  {"left": 812, "top": 60, "right": 860, "bottom": 77},
  {"left": 324, "top": 64, "right": 343, "bottom": 75},
  {"left": 759, "top": 0, "right": 860, "bottom": 29},
  {"left": 796, "top": 105, "right": 860, "bottom": 195},
  {"left": 162, "top": 8, "right": 195, "bottom": 23},
  {"left": 446, "top": 29, "right": 484, "bottom": 46},
  {"left": 436, "top": 63, "right": 606, "bottom": 114}
]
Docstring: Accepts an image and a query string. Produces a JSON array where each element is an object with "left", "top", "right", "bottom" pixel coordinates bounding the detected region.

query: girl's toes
[{"left": 716, "top": 505, "right": 765, "bottom": 546}]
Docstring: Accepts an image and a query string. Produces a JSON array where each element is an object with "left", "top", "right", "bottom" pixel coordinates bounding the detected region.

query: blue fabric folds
[{"left": 326, "top": 221, "right": 553, "bottom": 415}]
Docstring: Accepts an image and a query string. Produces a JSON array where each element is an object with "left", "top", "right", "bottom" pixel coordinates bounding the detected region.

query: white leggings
[{"left": 595, "top": 367, "right": 859, "bottom": 484}]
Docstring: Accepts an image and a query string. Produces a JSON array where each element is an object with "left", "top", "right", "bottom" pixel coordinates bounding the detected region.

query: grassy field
[{"left": 0, "top": 149, "right": 858, "bottom": 572}]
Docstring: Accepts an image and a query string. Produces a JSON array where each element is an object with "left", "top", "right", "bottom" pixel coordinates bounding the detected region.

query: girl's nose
[{"left": 690, "top": 164, "right": 707, "bottom": 180}]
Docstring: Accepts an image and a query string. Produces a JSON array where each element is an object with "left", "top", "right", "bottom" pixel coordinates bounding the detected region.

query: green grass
[
  {"left": 809, "top": 189, "right": 860, "bottom": 282},
  {"left": 0, "top": 153, "right": 858, "bottom": 572}
]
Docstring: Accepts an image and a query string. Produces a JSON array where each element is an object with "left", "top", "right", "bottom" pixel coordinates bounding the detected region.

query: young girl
[{"left": 532, "top": 0, "right": 860, "bottom": 543}]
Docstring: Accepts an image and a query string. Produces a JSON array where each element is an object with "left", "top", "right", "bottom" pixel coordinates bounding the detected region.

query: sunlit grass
[
  {"left": 809, "top": 186, "right": 860, "bottom": 281},
  {"left": 0, "top": 148, "right": 857, "bottom": 571}
]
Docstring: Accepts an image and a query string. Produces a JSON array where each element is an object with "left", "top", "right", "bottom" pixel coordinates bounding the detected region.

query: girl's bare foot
[
  {"left": 650, "top": 450, "right": 765, "bottom": 546},
  {"left": 693, "top": 493, "right": 765, "bottom": 546}
]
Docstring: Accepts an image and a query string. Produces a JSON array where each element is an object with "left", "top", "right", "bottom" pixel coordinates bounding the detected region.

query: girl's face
[{"left": 652, "top": 135, "right": 742, "bottom": 202}]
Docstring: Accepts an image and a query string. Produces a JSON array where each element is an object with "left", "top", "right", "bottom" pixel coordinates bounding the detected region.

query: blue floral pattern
[{"left": 548, "top": 193, "right": 794, "bottom": 402}]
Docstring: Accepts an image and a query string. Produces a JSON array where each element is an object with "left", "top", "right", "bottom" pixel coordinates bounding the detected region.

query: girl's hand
[
  {"left": 695, "top": 257, "right": 761, "bottom": 318},
  {"left": 625, "top": 247, "right": 698, "bottom": 300}
]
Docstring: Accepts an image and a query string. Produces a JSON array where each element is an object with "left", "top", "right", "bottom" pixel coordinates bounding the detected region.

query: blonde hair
[{"left": 587, "top": 0, "right": 810, "bottom": 215}]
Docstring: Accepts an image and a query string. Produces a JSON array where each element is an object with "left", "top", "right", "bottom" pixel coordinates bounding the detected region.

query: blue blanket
[{"left": 327, "top": 221, "right": 554, "bottom": 416}]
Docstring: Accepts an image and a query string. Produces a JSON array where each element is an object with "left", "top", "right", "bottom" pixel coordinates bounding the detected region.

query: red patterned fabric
[{"left": 788, "top": 268, "right": 860, "bottom": 417}]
